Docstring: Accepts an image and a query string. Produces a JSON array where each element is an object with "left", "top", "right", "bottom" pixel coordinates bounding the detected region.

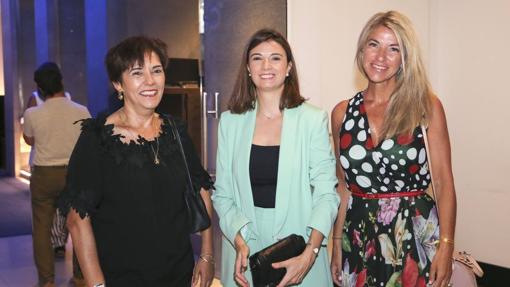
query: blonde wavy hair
[{"left": 356, "top": 11, "right": 433, "bottom": 138}]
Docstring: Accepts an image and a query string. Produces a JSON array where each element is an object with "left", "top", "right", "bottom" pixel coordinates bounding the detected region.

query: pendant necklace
[
  {"left": 259, "top": 109, "right": 280, "bottom": 120},
  {"left": 261, "top": 111, "right": 275, "bottom": 119},
  {"left": 150, "top": 136, "right": 160, "bottom": 165},
  {"left": 148, "top": 114, "right": 160, "bottom": 165},
  {"left": 121, "top": 110, "right": 161, "bottom": 165}
]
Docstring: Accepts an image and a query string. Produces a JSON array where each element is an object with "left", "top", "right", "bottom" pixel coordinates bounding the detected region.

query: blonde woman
[{"left": 330, "top": 11, "right": 456, "bottom": 287}]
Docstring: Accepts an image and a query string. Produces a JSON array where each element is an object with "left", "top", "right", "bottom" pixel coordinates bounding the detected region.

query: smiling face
[
  {"left": 113, "top": 51, "right": 165, "bottom": 112},
  {"left": 361, "top": 25, "right": 402, "bottom": 85},
  {"left": 247, "top": 40, "right": 292, "bottom": 94}
]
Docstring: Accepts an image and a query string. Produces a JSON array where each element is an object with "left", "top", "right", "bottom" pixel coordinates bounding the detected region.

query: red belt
[{"left": 350, "top": 190, "right": 425, "bottom": 199}]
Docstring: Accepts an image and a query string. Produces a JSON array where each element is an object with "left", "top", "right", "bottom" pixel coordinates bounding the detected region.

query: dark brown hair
[
  {"left": 34, "top": 62, "right": 64, "bottom": 99},
  {"left": 228, "top": 28, "right": 305, "bottom": 114},
  {"left": 105, "top": 36, "right": 168, "bottom": 84}
]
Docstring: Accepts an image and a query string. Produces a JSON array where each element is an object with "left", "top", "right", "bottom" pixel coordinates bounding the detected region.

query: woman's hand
[
  {"left": 192, "top": 255, "right": 215, "bottom": 287},
  {"left": 193, "top": 189, "right": 215, "bottom": 286},
  {"left": 330, "top": 238, "right": 343, "bottom": 286},
  {"left": 234, "top": 233, "right": 250, "bottom": 287},
  {"left": 429, "top": 243, "right": 454, "bottom": 287},
  {"left": 272, "top": 246, "right": 317, "bottom": 287}
]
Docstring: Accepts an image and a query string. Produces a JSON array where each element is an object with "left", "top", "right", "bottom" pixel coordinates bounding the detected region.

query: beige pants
[{"left": 30, "top": 165, "right": 67, "bottom": 285}]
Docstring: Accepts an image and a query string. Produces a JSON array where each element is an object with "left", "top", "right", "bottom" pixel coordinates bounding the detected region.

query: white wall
[
  {"left": 289, "top": 0, "right": 510, "bottom": 267},
  {"left": 428, "top": 0, "right": 510, "bottom": 268},
  {"left": 287, "top": 0, "right": 429, "bottom": 111}
]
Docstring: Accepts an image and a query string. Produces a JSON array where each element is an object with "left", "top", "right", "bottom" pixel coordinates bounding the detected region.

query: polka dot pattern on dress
[{"left": 338, "top": 92, "right": 431, "bottom": 194}]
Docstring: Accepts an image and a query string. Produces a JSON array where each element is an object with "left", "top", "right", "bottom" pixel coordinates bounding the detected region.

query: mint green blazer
[{"left": 212, "top": 103, "right": 339, "bottom": 283}]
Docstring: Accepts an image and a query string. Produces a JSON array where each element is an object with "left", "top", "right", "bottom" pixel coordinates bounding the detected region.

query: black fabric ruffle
[
  {"left": 57, "top": 184, "right": 98, "bottom": 219},
  {"left": 57, "top": 113, "right": 213, "bottom": 219},
  {"left": 82, "top": 114, "right": 178, "bottom": 168}
]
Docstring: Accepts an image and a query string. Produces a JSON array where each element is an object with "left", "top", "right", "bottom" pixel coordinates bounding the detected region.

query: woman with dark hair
[
  {"left": 58, "top": 36, "right": 215, "bottom": 287},
  {"left": 330, "top": 11, "right": 456, "bottom": 287},
  {"left": 212, "top": 28, "right": 339, "bottom": 287}
]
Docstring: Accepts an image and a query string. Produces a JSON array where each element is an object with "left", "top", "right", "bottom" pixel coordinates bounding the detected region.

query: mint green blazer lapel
[
  {"left": 273, "top": 106, "right": 298, "bottom": 237},
  {"left": 235, "top": 105, "right": 297, "bottom": 239},
  {"left": 235, "top": 107, "right": 259, "bottom": 237}
]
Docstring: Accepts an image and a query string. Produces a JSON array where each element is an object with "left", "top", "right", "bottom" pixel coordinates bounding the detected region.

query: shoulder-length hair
[
  {"left": 228, "top": 28, "right": 305, "bottom": 114},
  {"left": 356, "top": 11, "right": 433, "bottom": 138}
]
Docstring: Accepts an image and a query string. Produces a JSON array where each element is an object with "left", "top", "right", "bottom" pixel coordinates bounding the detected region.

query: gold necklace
[
  {"left": 261, "top": 111, "right": 275, "bottom": 119},
  {"left": 150, "top": 136, "right": 160, "bottom": 165},
  {"left": 149, "top": 116, "right": 160, "bottom": 165},
  {"left": 259, "top": 109, "right": 280, "bottom": 120},
  {"left": 120, "top": 110, "right": 161, "bottom": 164}
]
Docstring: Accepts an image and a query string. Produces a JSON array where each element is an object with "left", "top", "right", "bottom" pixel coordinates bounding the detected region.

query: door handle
[
  {"left": 206, "top": 92, "right": 219, "bottom": 119},
  {"left": 201, "top": 92, "right": 208, "bottom": 169},
  {"left": 201, "top": 91, "right": 220, "bottom": 171}
]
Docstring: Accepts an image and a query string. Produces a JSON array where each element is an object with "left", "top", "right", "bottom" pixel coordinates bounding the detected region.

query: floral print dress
[{"left": 338, "top": 92, "right": 439, "bottom": 287}]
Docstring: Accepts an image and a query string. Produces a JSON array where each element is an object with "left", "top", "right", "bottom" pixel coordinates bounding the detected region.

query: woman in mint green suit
[{"left": 212, "top": 29, "right": 339, "bottom": 287}]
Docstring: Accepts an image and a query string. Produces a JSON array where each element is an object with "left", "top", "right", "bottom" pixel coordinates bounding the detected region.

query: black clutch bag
[{"left": 249, "top": 234, "right": 306, "bottom": 287}]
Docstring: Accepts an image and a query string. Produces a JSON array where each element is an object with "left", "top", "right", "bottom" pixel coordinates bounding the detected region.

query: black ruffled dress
[{"left": 57, "top": 114, "right": 213, "bottom": 286}]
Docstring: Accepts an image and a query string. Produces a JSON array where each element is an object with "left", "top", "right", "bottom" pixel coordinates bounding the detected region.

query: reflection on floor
[
  {"left": 0, "top": 235, "right": 222, "bottom": 287},
  {"left": 0, "top": 178, "right": 31, "bottom": 238}
]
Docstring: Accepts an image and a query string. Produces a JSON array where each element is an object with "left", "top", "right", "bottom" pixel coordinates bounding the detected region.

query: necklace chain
[
  {"left": 150, "top": 137, "right": 160, "bottom": 165},
  {"left": 261, "top": 111, "right": 275, "bottom": 119},
  {"left": 259, "top": 109, "right": 280, "bottom": 120},
  {"left": 120, "top": 110, "right": 160, "bottom": 165}
]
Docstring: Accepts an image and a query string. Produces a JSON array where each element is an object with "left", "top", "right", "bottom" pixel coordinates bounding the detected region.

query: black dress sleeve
[
  {"left": 57, "top": 119, "right": 104, "bottom": 219},
  {"left": 174, "top": 118, "right": 214, "bottom": 191}
]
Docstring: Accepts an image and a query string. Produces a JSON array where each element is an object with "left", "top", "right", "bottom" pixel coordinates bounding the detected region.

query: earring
[
  {"left": 118, "top": 91, "right": 124, "bottom": 100},
  {"left": 286, "top": 72, "right": 289, "bottom": 77},
  {"left": 397, "top": 65, "right": 403, "bottom": 75},
  {"left": 248, "top": 73, "right": 252, "bottom": 77}
]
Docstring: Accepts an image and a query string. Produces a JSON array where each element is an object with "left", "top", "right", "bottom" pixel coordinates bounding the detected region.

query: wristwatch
[{"left": 306, "top": 242, "right": 320, "bottom": 256}]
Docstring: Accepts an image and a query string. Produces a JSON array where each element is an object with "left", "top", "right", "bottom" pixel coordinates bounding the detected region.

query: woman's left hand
[
  {"left": 192, "top": 256, "right": 215, "bottom": 287},
  {"left": 272, "top": 247, "right": 316, "bottom": 287},
  {"left": 429, "top": 243, "right": 454, "bottom": 287}
]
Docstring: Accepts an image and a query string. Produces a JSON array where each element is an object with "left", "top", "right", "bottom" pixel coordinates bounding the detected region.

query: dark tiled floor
[
  {"left": 0, "top": 177, "right": 223, "bottom": 286},
  {"left": 0, "top": 178, "right": 31, "bottom": 238},
  {"left": 0, "top": 235, "right": 223, "bottom": 287},
  {"left": 0, "top": 234, "right": 74, "bottom": 286}
]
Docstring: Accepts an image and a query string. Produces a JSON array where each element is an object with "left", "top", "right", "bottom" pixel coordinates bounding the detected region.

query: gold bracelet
[
  {"left": 199, "top": 254, "right": 215, "bottom": 265},
  {"left": 332, "top": 236, "right": 342, "bottom": 240},
  {"left": 440, "top": 237, "right": 455, "bottom": 245}
]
